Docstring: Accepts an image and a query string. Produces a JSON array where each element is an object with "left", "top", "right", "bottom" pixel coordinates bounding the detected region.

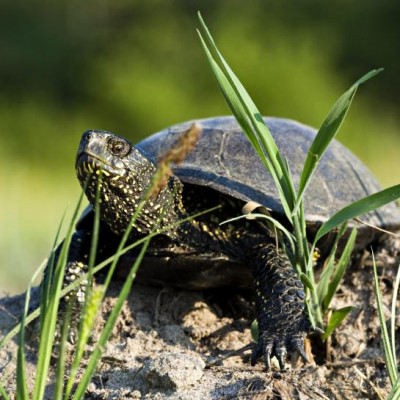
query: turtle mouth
[{"left": 76, "top": 151, "right": 122, "bottom": 179}]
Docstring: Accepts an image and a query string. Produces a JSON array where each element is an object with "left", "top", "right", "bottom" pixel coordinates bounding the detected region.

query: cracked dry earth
[{"left": 0, "top": 243, "right": 398, "bottom": 399}]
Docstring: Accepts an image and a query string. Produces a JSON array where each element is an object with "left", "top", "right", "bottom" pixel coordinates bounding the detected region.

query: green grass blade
[
  {"left": 220, "top": 213, "right": 296, "bottom": 252},
  {"left": 71, "top": 238, "right": 151, "bottom": 400},
  {"left": 391, "top": 264, "right": 400, "bottom": 369},
  {"left": 33, "top": 185, "right": 87, "bottom": 400},
  {"left": 372, "top": 253, "right": 398, "bottom": 386},
  {"left": 197, "top": 13, "right": 294, "bottom": 222},
  {"left": 17, "top": 251, "right": 48, "bottom": 400},
  {"left": 300, "top": 272, "right": 315, "bottom": 292},
  {"left": 304, "top": 297, "right": 317, "bottom": 330},
  {"left": 0, "top": 385, "right": 11, "bottom": 400},
  {"left": 294, "top": 69, "right": 383, "bottom": 214},
  {"left": 316, "top": 223, "right": 347, "bottom": 308},
  {"left": 317, "top": 255, "right": 335, "bottom": 309},
  {"left": 321, "top": 306, "right": 353, "bottom": 341},
  {"left": 0, "top": 205, "right": 221, "bottom": 352},
  {"left": 64, "top": 288, "right": 103, "bottom": 399},
  {"left": 388, "top": 377, "right": 400, "bottom": 400},
  {"left": 67, "top": 172, "right": 180, "bottom": 397},
  {"left": 16, "top": 304, "right": 30, "bottom": 398},
  {"left": 315, "top": 184, "right": 400, "bottom": 243},
  {"left": 323, "top": 227, "right": 357, "bottom": 313},
  {"left": 65, "top": 174, "right": 103, "bottom": 398},
  {"left": 54, "top": 298, "right": 74, "bottom": 400},
  {"left": 40, "top": 210, "right": 67, "bottom": 328},
  {"left": 0, "top": 304, "right": 41, "bottom": 350}
]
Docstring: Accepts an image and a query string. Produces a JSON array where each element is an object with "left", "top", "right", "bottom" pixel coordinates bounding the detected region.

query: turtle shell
[
  {"left": 137, "top": 116, "right": 400, "bottom": 247},
  {"left": 77, "top": 117, "right": 400, "bottom": 288}
]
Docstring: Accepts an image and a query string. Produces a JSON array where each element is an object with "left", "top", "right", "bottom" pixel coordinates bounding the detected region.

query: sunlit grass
[
  {"left": 373, "top": 256, "right": 400, "bottom": 399},
  {"left": 197, "top": 12, "right": 400, "bottom": 337}
]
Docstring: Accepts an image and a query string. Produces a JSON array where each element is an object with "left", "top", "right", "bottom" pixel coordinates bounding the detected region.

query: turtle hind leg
[{"left": 251, "top": 243, "right": 311, "bottom": 370}]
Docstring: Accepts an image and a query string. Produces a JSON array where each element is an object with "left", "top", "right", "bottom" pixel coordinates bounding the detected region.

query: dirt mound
[{"left": 0, "top": 250, "right": 396, "bottom": 399}]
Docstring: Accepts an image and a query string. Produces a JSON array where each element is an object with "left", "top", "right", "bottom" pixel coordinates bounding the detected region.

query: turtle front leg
[{"left": 251, "top": 243, "right": 311, "bottom": 370}]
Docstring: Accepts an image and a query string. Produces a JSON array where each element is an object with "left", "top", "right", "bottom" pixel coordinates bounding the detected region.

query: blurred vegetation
[{"left": 1, "top": 0, "right": 399, "bottom": 294}]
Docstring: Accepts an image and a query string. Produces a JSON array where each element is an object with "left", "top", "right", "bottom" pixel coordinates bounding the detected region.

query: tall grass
[
  {"left": 373, "top": 256, "right": 400, "bottom": 399},
  {"left": 197, "top": 12, "right": 400, "bottom": 335},
  {"left": 0, "top": 126, "right": 216, "bottom": 398}
]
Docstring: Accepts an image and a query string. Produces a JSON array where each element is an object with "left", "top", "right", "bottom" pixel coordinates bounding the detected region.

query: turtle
[{"left": 54, "top": 116, "right": 400, "bottom": 370}]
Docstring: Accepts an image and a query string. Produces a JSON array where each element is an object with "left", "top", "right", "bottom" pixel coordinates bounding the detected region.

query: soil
[{"left": 0, "top": 241, "right": 398, "bottom": 399}]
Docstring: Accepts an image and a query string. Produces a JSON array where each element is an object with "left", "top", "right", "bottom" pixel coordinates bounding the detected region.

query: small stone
[
  {"left": 143, "top": 351, "right": 205, "bottom": 389},
  {"left": 131, "top": 390, "right": 141, "bottom": 398}
]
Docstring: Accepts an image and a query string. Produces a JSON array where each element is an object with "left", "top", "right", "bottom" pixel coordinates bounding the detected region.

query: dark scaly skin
[{"left": 49, "top": 129, "right": 311, "bottom": 369}]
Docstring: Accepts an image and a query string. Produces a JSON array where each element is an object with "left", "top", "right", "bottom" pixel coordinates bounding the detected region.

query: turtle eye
[{"left": 109, "top": 138, "right": 131, "bottom": 157}]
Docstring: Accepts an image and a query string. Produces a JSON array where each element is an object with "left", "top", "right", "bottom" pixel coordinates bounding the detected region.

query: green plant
[
  {"left": 0, "top": 135, "right": 218, "bottom": 398},
  {"left": 197, "top": 12, "right": 400, "bottom": 337},
  {"left": 373, "top": 256, "right": 400, "bottom": 399}
]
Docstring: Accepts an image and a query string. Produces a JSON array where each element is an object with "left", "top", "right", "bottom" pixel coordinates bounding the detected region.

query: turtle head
[{"left": 76, "top": 130, "right": 181, "bottom": 236}]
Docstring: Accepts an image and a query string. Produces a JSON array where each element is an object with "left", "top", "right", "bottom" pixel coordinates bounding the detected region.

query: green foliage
[
  {"left": 197, "top": 13, "right": 400, "bottom": 338},
  {"left": 321, "top": 227, "right": 357, "bottom": 314},
  {"left": 321, "top": 307, "right": 353, "bottom": 341},
  {"left": 0, "top": 179, "right": 220, "bottom": 398},
  {"left": 315, "top": 186, "right": 400, "bottom": 242},
  {"left": 294, "top": 69, "right": 383, "bottom": 214},
  {"left": 372, "top": 256, "right": 400, "bottom": 395}
]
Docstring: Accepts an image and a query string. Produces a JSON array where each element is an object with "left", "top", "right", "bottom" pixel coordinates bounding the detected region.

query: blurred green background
[{"left": 1, "top": 0, "right": 400, "bottom": 294}]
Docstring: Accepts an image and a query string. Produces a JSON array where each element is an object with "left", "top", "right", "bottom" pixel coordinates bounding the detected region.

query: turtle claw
[
  {"left": 252, "top": 333, "right": 308, "bottom": 371},
  {"left": 263, "top": 345, "right": 273, "bottom": 370},
  {"left": 252, "top": 314, "right": 310, "bottom": 370},
  {"left": 295, "top": 344, "right": 309, "bottom": 364},
  {"left": 276, "top": 347, "right": 287, "bottom": 370}
]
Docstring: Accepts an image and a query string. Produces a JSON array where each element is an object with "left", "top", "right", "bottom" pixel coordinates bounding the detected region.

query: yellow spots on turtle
[
  {"left": 104, "top": 194, "right": 109, "bottom": 202},
  {"left": 201, "top": 224, "right": 209, "bottom": 233},
  {"left": 235, "top": 232, "right": 242, "bottom": 239},
  {"left": 312, "top": 249, "right": 321, "bottom": 265},
  {"left": 103, "top": 170, "right": 110, "bottom": 177},
  {"left": 111, "top": 175, "right": 120, "bottom": 181}
]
